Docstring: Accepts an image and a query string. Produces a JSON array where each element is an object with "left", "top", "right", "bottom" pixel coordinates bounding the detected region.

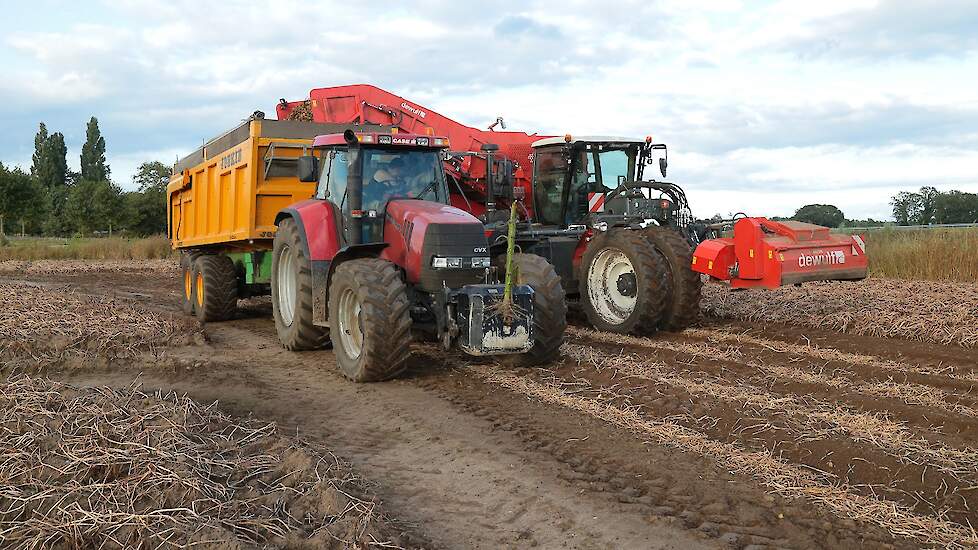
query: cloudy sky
[{"left": 4, "top": 0, "right": 978, "bottom": 220}]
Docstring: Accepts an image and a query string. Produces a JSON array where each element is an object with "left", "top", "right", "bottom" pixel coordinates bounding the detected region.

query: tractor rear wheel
[
  {"left": 271, "top": 218, "right": 330, "bottom": 351},
  {"left": 328, "top": 258, "right": 412, "bottom": 382},
  {"left": 495, "top": 253, "right": 567, "bottom": 367},
  {"left": 579, "top": 229, "right": 669, "bottom": 334},
  {"left": 643, "top": 226, "right": 702, "bottom": 331},
  {"left": 192, "top": 255, "right": 238, "bottom": 322}
]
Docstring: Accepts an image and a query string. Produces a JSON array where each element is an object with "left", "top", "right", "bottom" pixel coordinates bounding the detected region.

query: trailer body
[{"left": 168, "top": 118, "right": 382, "bottom": 251}]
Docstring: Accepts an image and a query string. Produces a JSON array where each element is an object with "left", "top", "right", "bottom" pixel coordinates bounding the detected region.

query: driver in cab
[{"left": 363, "top": 157, "right": 409, "bottom": 211}]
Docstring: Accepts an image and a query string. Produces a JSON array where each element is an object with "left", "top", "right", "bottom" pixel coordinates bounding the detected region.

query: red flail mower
[{"left": 692, "top": 218, "right": 868, "bottom": 288}]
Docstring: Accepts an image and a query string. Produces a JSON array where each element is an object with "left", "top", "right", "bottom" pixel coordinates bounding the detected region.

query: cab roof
[
  {"left": 312, "top": 132, "right": 450, "bottom": 148},
  {"left": 531, "top": 135, "right": 643, "bottom": 148}
]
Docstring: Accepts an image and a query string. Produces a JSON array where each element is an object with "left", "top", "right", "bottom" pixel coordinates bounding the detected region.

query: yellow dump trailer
[
  {"left": 169, "top": 118, "right": 351, "bottom": 249},
  {"left": 168, "top": 116, "right": 383, "bottom": 320}
]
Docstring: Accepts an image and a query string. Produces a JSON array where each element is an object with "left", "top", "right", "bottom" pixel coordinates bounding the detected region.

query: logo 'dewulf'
[
  {"left": 798, "top": 250, "right": 845, "bottom": 268},
  {"left": 401, "top": 102, "right": 427, "bottom": 119}
]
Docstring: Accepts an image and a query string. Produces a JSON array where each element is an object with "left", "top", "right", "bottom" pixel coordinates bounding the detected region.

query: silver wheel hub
[
  {"left": 337, "top": 287, "right": 364, "bottom": 359},
  {"left": 587, "top": 248, "right": 637, "bottom": 325},
  {"left": 276, "top": 244, "right": 298, "bottom": 326}
]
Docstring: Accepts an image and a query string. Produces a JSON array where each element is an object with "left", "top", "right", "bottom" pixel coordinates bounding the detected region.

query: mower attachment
[{"left": 691, "top": 218, "right": 868, "bottom": 289}]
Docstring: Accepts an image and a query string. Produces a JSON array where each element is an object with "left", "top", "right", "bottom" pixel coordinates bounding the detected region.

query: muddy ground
[{"left": 3, "top": 264, "right": 978, "bottom": 549}]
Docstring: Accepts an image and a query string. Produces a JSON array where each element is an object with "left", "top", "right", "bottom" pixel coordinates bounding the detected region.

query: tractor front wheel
[
  {"left": 495, "top": 253, "right": 567, "bottom": 367},
  {"left": 579, "top": 229, "right": 669, "bottom": 334},
  {"left": 328, "top": 258, "right": 412, "bottom": 382}
]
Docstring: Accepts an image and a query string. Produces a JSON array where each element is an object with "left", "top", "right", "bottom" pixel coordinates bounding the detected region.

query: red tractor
[
  {"left": 277, "top": 85, "right": 868, "bottom": 335},
  {"left": 273, "top": 129, "right": 567, "bottom": 380}
]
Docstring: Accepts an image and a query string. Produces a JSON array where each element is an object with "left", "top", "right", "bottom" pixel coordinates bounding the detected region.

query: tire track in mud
[
  {"left": 465, "top": 363, "right": 978, "bottom": 550},
  {"left": 559, "top": 328, "right": 978, "bottom": 522},
  {"left": 569, "top": 326, "right": 978, "bottom": 429},
  {"left": 687, "top": 327, "right": 978, "bottom": 385},
  {"left": 560, "top": 341, "right": 978, "bottom": 480}
]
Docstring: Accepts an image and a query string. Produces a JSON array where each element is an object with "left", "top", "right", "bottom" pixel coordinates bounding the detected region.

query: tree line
[
  {"left": 0, "top": 117, "right": 170, "bottom": 237},
  {"left": 782, "top": 187, "right": 978, "bottom": 229}
]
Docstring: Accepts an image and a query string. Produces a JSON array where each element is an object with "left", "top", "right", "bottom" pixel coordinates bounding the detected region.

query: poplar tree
[{"left": 80, "top": 116, "right": 110, "bottom": 181}]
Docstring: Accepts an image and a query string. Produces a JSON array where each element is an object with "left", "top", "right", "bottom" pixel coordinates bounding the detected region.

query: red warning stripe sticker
[
  {"left": 588, "top": 192, "right": 605, "bottom": 213},
  {"left": 851, "top": 234, "right": 866, "bottom": 255}
]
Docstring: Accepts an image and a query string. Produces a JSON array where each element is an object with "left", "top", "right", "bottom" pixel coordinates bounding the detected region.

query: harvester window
[
  {"left": 596, "top": 149, "right": 631, "bottom": 191},
  {"left": 532, "top": 149, "right": 568, "bottom": 226}
]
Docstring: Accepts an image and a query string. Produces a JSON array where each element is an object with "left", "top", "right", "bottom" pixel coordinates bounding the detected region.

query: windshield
[
  {"left": 361, "top": 148, "right": 447, "bottom": 211},
  {"left": 578, "top": 145, "right": 638, "bottom": 192}
]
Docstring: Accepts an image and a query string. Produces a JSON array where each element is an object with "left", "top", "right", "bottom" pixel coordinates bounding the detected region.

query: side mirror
[
  {"left": 297, "top": 155, "right": 319, "bottom": 182},
  {"left": 659, "top": 157, "right": 668, "bottom": 178}
]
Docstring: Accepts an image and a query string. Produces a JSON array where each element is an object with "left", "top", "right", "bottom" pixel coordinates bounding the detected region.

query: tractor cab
[
  {"left": 300, "top": 131, "right": 452, "bottom": 244},
  {"left": 529, "top": 136, "right": 690, "bottom": 234}
]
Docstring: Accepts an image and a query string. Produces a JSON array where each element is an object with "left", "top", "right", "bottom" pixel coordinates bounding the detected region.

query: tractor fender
[{"left": 275, "top": 201, "right": 344, "bottom": 325}]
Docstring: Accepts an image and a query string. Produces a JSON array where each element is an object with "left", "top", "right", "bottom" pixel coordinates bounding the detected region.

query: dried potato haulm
[
  {"left": 0, "top": 377, "right": 411, "bottom": 549},
  {"left": 701, "top": 279, "right": 978, "bottom": 347},
  {"left": 0, "top": 282, "right": 193, "bottom": 368}
]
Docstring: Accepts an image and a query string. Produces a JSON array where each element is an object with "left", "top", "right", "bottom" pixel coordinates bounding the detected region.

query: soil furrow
[{"left": 466, "top": 363, "right": 978, "bottom": 550}]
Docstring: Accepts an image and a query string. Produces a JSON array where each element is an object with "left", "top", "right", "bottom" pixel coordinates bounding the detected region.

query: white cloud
[{"left": 2, "top": 0, "right": 977, "bottom": 220}]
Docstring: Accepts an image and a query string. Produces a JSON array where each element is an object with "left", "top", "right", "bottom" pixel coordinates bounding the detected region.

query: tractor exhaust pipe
[{"left": 344, "top": 130, "right": 363, "bottom": 245}]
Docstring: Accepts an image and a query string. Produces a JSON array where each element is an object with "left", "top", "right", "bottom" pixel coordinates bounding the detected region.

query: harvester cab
[{"left": 527, "top": 136, "right": 692, "bottom": 234}]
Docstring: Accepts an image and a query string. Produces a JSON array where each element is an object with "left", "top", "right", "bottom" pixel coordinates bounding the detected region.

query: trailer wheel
[
  {"left": 495, "top": 253, "right": 567, "bottom": 367},
  {"left": 192, "top": 255, "right": 238, "bottom": 322},
  {"left": 643, "top": 226, "right": 702, "bottom": 331},
  {"left": 328, "top": 258, "right": 412, "bottom": 382},
  {"left": 179, "top": 252, "right": 199, "bottom": 316},
  {"left": 272, "top": 218, "right": 330, "bottom": 350},
  {"left": 579, "top": 229, "right": 669, "bottom": 334}
]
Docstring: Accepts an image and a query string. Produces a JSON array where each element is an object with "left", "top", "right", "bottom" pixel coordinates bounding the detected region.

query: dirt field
[{"left": 3, "top": 260, "right": 978, "bottom": 549}]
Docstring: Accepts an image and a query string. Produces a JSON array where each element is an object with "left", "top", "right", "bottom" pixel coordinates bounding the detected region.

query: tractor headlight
[
  {"left": 471, "top": 257, "right": 491, "bottom": 269},
  {"left": 431, "top": 256, "right": 463, "bottom": 269}
]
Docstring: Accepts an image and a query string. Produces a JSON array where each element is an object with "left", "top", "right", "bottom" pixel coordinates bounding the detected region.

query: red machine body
[
  {"left": 277, "top": 84, "right": 548, "bottom": 218},
  {"left": 279, "top": 85, "right": 870, "bottom": 294},
  {"left": 691, "top": 218, "right": 868, "bottom": 288},
  {"left": 380, "top": 200, "right": 485, "bottom": 285}
]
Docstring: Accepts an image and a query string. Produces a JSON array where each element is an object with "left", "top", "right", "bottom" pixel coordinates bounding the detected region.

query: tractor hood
[{"left": 381, "top": 200, "right": 489, "bottom": 289}]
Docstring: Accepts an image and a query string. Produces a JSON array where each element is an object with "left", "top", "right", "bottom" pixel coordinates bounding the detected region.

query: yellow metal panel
[{"left": 167, "top": 120, "right": 323, "bottom": 250}]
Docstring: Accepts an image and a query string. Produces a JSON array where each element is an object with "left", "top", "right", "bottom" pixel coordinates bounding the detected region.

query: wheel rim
[
  {"left": 184, "top": 269, "right": 192, "bottom": 302},
  {"left": 276, "top": 244, "right": 298, "bottom": 326},
  {"left": 587, "top": 247, "right": 637, "bottom": 325},
  {"left": 337, "top": 287, "right": 364, "bottom": 359},
  {"left": 196, "top": 272, "right": 204, "bottom": 308}
]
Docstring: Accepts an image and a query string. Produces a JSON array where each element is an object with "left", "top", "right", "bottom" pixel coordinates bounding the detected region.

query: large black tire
[
  {"left": 179, "top": 252, "right": 197, "bottom": 316},
  {"left": 271, "top": 218, "right": 330, "bottom": 351},
  {"left": 495, "top": 253, "right": 567, "bottom": 367},
  {"left": 192, "top": 255, "right": 238, "bottom": 322},
  {"left": 328, "top": 258, "right": 412, "bottom": 382},
  {"left": 579, "top": 229, "right": 669, "bottom": 335},
  {"left": 643, "top": 226, "right": 702, "bottom": 331}
]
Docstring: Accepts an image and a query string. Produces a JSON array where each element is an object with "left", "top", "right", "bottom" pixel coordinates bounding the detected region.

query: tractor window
[
  {"left": 532, "top": 149, "right": 568, "bottom": 225},
  {"left": 361, "top": 148, "right": 446, "bottom": 212},
  {"left": 319, "top": 150, "right": 349, "bottom": 206}
]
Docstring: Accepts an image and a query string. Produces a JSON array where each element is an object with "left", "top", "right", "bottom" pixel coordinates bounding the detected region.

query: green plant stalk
[{"left": 501, "top": 200, "right": 519, "bottom": 320}]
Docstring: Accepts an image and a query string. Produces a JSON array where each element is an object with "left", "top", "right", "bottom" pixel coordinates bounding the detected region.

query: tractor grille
[{"left": 419, "top": 223, "right": 488, "bottom": 292}]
